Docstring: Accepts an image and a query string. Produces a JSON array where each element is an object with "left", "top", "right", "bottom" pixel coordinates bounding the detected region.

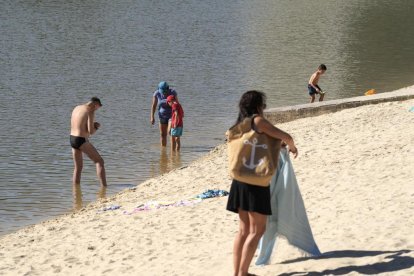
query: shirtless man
[
  {"left": 307, "top": 64, "right": 327, "bottom": 103},
  {"left": 70, "top": 97, "right": 107, "bottom": 187}
]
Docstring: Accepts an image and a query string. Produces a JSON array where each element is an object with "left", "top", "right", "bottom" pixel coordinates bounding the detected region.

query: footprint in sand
[
  {"left": 148, "top": 256, "right": 157, "bottom": 261},
  {"left": 51, "top": 265, "right": 61, "bottom": 273},
  {"left": 64, "top": 256, "right": 79, "bottom": 264}
]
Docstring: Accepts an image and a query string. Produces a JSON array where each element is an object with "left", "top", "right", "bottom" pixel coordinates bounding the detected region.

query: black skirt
[{"left": 226, "top": 179, "right": 272, "bottom": 215}]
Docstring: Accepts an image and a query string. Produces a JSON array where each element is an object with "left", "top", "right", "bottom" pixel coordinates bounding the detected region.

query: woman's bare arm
[
  {"left": 254, "top": 116, "right": 298, "bottom": 158},
  {"left": 150, "top": 96, "right": 158, "bottom": 125}
]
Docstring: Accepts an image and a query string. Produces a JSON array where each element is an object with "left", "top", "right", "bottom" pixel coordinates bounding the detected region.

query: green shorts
[{"left": 170, "top": 127, "right": 183, "bottom": 137}]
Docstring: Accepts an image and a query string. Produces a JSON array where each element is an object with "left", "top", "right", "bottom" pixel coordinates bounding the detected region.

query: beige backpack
[{"left": 227, "top": 116, "right": 281, "bottom": 187}]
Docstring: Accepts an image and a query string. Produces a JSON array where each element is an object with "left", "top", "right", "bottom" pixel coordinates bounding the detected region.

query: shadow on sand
[{"left": 277, "top": 249, "right": 413, "bottom": 275}]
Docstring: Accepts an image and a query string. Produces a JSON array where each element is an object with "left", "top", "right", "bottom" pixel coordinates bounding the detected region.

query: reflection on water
[
  {"left": 151, "top": 148, "right": 183, "bottom": 177},
  {"left": 171, "top": 151, "right": 182, "bottom": 171},
  {"left": 72, "top": 184, "right": 107, "bottom": 211},
  {"left": 72, "top": 185, "right": 83, "bottom": 211},
  {"left": 1, "top": 0, "right": 414, "bottom": 235},
  {"left": 159, "top": 148, "right": 169, "bottom": 175},
  {"left": 98, "top": 186, "right": 107, "bottom": 200}
]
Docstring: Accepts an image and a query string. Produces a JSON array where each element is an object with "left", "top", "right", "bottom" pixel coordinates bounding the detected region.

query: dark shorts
[
  {"left": 159, "top": 117, "right": 170, "bottom": 125},
  {"left": 308, "top": 84, "right": 321, "bottom": 95},
  {"left": 70, "top": 135, "right": 87, "bottom": 150},
  {"left": 226, "top": 179, "right": 272, "bottom": 215}
]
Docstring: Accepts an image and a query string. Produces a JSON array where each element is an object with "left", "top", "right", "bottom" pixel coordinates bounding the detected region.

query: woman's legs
[
  {"left": 238, "top": 212, "right": 267, "bottom": 276},
  {"left": 233, "top": 209, "right": 249, "bottom": 276},
  {"left": 159, "top": 123, "right": 168, "bottom": 147}
]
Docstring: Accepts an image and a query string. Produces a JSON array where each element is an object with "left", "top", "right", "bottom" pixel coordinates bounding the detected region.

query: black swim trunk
[
  {"left": 70, "top": 135, "right": 87, "bottom": 150},
  {"left": 308, "top": 84, "right": 322, "bottom": 95}
]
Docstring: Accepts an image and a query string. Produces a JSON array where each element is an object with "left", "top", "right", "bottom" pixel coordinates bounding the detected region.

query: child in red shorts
[{"left": 166, "top": 95, "right": 184, "bottom": 151}]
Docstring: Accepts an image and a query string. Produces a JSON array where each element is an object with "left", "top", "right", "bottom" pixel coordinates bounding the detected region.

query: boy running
[
  {"left": 166, "top": 95, "right": 184, "bottom": 151},
  {"left": 308, "top": 64, "right": 327, "bottom": 103}
]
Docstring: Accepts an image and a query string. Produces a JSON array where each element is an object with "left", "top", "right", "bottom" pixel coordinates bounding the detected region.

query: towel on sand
[
  {"left": 195, "top": 189, "right": 229, "bottom": 199},
  {"left": 255, "top": 148, "right": 321, "bottom": 266}
]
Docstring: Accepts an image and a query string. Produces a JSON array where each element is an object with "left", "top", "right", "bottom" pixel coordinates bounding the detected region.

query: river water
[{"left": 1, "top": 0, "right": 414, "bottom": 235}]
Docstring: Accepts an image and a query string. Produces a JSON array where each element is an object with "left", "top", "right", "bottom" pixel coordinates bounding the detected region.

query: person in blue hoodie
[{"left": 150, "top": 81, "right": 178, "bottom": 147}]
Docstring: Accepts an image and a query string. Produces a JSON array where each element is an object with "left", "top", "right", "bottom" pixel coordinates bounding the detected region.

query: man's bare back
[{"left": 71, "top": 104, "right": 95, "bottom": 138}]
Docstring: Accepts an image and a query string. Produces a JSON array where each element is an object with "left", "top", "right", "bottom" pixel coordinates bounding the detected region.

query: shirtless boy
[
  {"left": 70, "top": 97, "right": 107, "bottom": 187},
  {"left": 308, "top": 64, "right": 327, "bottom": 103}
]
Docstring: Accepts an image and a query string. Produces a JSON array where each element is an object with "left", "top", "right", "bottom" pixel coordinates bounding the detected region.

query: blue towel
[
  {"left": 255, "top": 148, "right": 321, "bottom": 266},
  {"left": 195, "top": 189, "right": 229, "bottom": 199}
]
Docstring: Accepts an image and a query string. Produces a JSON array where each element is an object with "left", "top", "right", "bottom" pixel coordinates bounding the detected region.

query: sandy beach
[{"left": 1, "top": 95, "right": 413, "bottom": 275}]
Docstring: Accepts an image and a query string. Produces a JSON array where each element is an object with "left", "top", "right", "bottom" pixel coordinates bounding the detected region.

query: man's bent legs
[
  {"left": 72, "top": 148, "right": 83, "bottom": 185},
  {"left": 81, "top": 142, "right": 107, "bottom": 187},
  {"left": 238, "top": 211, "right": 267, "bottom": 276}
]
